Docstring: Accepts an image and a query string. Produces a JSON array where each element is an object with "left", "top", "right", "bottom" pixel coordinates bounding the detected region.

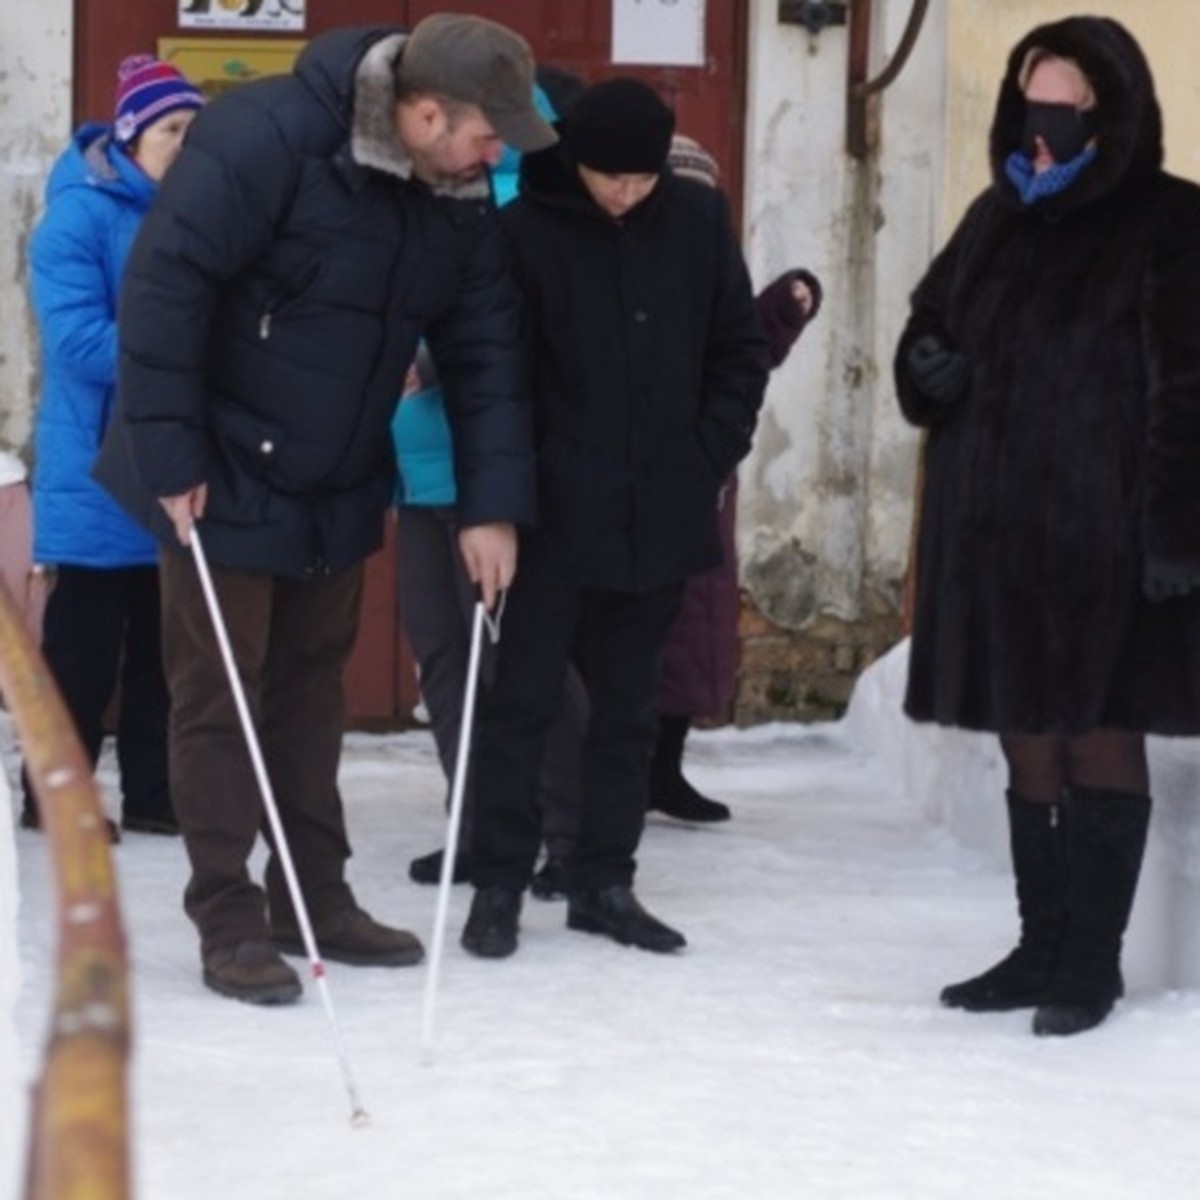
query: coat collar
[{"left": 348, "top": 32, "right": 490, "bottom": 201}]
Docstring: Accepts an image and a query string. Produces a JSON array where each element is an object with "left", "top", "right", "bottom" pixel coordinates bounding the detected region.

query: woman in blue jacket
[{"left": 22, "top": 55, "right": 203, "bottom": 838}]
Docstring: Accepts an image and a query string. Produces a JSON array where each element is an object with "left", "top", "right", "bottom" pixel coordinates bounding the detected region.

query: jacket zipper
[{"left": 258, "top": 261, "right": 321, "bottom": 341}]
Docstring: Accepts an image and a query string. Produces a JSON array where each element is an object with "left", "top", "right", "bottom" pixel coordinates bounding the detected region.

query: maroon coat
[{"left": 659, "top": 270, "right": 821, "bottom": 717}]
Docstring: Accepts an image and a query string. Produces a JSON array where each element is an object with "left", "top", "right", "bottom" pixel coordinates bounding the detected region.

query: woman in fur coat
[{"left": 894, "top": 17, "right": 1200, "bottom": 1036}]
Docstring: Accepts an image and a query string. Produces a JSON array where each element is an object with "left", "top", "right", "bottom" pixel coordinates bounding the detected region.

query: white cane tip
[{"left": 350, "top": 1108, "right": 371, "bottom": 1129}]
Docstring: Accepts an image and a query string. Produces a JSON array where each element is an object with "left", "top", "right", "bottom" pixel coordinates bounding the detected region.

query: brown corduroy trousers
[{"left": 158, "top": 550, "right": 364, "bottom": 955}]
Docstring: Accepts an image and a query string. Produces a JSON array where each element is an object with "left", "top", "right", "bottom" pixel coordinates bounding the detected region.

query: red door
[{"left": 72, "top": 0, "right": 749, "bottom": 724}]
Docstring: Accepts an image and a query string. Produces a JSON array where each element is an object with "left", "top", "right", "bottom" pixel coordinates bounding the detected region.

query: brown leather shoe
[
  {"left": 202, "top": 939, "right": 302, "bottom": 1005},
  {"left": 273, "top": 908, "right": 424, "bottom": 967}
]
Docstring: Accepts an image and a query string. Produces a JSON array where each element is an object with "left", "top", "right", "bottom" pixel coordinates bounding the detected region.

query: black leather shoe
[
  {"left": 121, "top": 813, "right": 180, "bottom": 836},
  {"left": 567, "top": 885, "right": 686, "bottom": 953},
  {"left": 652, "top": 787, "right": 724, "bottom": 825},
  {"left": 409, "top": 847, "right": 472, "bottom": 886},
  {"left": 530, "top": 857, "right": 569, "bottom": 901},
  {"left": 461, "top": 886, "right": 523, "bottom": 958},
  {"left": 650, "top": 784, "right": 731, "bottom": 823}
]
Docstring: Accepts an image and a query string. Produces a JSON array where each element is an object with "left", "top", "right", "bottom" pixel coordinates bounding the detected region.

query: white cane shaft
[
  {"left": 420, "top": 600, "right": 487, "bottom": 1060},
  {"left": 189, "top": 528, "right": 367, "bottom": 1121}
]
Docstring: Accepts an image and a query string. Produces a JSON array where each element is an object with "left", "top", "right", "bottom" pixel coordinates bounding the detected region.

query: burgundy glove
[{"left": 756, "top": 269, "right": 823, "bottom": 369}]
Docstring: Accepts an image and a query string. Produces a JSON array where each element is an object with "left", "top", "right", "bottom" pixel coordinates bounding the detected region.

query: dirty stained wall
[
  {"left": 735, "top": 0, "right": 945, "bottom": 715},
  {"left": 0, "top": 1, "right": 71, "bottom": 455},
  {"left": 741, "top": 0, "right": 946, "bottom": 630}
]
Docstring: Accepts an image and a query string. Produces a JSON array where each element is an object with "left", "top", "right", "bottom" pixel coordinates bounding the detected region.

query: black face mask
[{"left": 1020, "top": 101, "right": 1098, "bottom": 164}]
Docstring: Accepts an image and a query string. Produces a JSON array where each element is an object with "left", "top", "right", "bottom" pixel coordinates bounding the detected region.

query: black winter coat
[
  {"left": 499, "top": 148, "right": 767, "bottom": 591},
  {"left": 896, "top": 16, "right": 1200, "bottom": 735},
  {"left": 95, "top": 26, "right": 535, "bottom": 578}
]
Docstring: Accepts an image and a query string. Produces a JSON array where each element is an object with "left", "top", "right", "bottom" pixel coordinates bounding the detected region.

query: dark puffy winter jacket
[
  {"left": 895, "top": 16, "right": 1200, "bottom": 735},
  {"left": 95, "top": 26, "right": 535, "bottom": 578},
  {"left": 500, "top": 146, "right": 768, "bottom": 591}
]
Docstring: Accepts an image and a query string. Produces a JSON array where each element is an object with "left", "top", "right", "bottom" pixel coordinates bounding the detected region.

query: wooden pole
[{"left": 0, "top": 579, "right": 131, "bottom": 1200}]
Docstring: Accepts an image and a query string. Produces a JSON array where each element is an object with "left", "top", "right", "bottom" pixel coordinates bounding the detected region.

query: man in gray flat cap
[{"left": 96, "top": 15, "right": 552, "bottom": 1005}]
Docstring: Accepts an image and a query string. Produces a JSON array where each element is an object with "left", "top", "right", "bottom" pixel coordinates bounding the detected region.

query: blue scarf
[{"left": 1004, "top": 145, "right": 1098, "bottom": 205}]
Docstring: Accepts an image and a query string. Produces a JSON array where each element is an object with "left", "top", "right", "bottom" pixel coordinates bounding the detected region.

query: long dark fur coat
[{"left": 895, "top": 16, "right": 1200, "bottom": 735}]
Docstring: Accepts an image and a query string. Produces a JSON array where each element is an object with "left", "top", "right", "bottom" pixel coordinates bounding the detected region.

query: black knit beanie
[{"left": 563, "top": 78, "right": 675, "bottom": 173}]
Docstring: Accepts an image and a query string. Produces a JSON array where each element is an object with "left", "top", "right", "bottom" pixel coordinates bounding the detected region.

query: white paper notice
[
  {"left": 612, "top": 0, "right": 706, "bottom": 68},
  {"left": 179, "top": 0, "right": 305, "bottom": 33}
]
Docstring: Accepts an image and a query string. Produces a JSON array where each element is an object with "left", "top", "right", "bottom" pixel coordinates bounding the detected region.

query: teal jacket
[{"left": 391, "top": 85, "right": 557, "bottom": 507}]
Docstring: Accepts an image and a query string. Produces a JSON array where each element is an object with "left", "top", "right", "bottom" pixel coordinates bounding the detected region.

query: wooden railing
[{"left": 0, "top": 579, "right": 131, "bottom": 1200}]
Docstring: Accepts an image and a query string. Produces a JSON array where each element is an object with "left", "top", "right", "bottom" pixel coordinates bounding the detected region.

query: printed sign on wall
[
  {"left": 179, "top": 1, "right": 305, "bottom": 33},
  {"left": 612, "top": 0, "right": 706, "bottom": 67}
]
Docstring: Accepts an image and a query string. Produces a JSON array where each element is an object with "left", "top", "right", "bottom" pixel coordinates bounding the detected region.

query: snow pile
[
  {"left": 846, "top": 639, "right": 1200, "bottom": 990},
  {"left": 0, "top": 452, "right": 26, "bottom": 487}
]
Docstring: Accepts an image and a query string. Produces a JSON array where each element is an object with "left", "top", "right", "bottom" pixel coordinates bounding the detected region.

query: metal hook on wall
[
  {"left": 847, "top": 0, "right": 931, "bottom": 158},
  {"left": 777, "top": 0, "right": 932, "bottom": 158}
]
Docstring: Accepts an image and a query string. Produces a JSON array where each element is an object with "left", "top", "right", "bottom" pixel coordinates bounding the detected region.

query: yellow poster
[{"left": 158, "top": 37, "right": 305, "bottom": 98}]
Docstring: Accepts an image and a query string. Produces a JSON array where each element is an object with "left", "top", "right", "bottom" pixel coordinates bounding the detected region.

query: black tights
[{"left": 999, "top": 730, "right": 1149, "bottom": 804}]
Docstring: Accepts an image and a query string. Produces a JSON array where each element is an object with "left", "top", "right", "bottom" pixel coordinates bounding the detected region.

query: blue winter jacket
[
  {"left": 391, "top": 85, "right": 558, "bottom": 508},
  {"left": 29, "top": 124, "right": 158, "bottom": 567}
]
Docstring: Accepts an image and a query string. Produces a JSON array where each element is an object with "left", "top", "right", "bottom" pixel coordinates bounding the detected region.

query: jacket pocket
[{"left": 258, "top": 261, "right": 322, "bottom": 341}]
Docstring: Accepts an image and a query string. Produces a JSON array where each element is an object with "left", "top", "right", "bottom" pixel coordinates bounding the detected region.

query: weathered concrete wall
[
  {"left": 0, "top": 0, "right": 72, "bottom": 457},
  {"left": 736, "top": 0, "right": 946, "bottom": 719}
]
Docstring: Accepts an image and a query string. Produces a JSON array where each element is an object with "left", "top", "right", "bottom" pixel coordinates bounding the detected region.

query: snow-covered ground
[{"left": 4, "top": 644, "right": 1200, "bottom": 1199}]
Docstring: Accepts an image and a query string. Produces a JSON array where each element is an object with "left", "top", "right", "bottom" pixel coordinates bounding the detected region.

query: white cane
[
  {"left": 419, "top": 594, "right": 503, "bottom": 1063},
  {"left": 189, "top": 525, "right": 369, "bottom": 1127}
]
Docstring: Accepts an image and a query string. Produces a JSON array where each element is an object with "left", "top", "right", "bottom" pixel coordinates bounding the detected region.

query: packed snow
[{"left": 4, "top": 642, "right": 1200, "bottom": 1199}]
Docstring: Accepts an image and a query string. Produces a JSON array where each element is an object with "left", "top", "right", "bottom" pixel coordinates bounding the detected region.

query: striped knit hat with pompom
[
  {"left": 668, "top": 135, "right": 720, "bottom": 188},
  {"left": 113, "top": 55, "right": 204, "bottom": 147}
]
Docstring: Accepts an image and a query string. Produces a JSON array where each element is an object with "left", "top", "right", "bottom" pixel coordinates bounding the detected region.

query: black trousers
[
  {"left": 23, "top": 564, "right": 170, "bottom": 821},
  {"left": 395, "top": 505, "right": 585, "bottom": 856},
  {"left": 470, "top": 542, "right": 682, "bottom": 890},
  {"left": 158, "top": 551, "right": 362, "bottom": 953}
]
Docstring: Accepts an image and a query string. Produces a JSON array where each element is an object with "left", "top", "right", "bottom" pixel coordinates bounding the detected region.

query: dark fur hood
[{"left": 989, "top": 16, "right": 1163, "bottom": 214}]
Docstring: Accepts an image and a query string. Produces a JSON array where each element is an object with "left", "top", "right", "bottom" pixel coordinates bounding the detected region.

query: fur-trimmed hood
[
  {"left": 294, "top": 24, "right": 489, "bottom": 200},
  {"left": 989, "top": 16, "right": 1163, "bottom": 214}
]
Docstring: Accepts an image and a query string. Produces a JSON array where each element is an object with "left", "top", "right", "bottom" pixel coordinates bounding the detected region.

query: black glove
[
  {"left": 907, "top": 334, "right": 968, "bottom": 406},
  {"left": 1143, "top": 557, "right": 1200, "bottom": 602}
]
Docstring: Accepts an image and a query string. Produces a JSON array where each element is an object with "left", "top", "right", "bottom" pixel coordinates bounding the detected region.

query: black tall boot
[
  {"left": 648, "top": 715, "right": 730, "bottom": 823},
  {"left": 1033, "top": 786, "right": 1150, "bottom": 1037},
  {"left": 940, "top": 791, "right": 1066, "bottom": 1011}
]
